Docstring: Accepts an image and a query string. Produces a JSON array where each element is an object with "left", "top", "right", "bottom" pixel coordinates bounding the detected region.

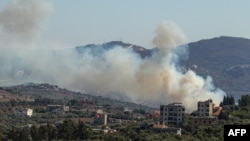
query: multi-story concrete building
[
  {"left": 197, "top": 99, "right": 213, "bottom": 116},
  {"left": 160, "top": 103, "right": 185, "bottom": 125},
  {"left": 188, "top": 99, "right": 223, "bottom": 133},
  {"left": 189, "top": 116, "right": 217, "bottom": 133}
]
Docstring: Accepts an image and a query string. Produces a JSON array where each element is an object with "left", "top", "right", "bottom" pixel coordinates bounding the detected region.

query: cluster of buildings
[
  {"left": 14, "top": 104, "right": 70, "bottom": 118},
  {"left": 189, "top": 99, "right": 222, "bottom": 131},
  {"left": 13, "top": 97, "right": 223, "bottom": 136},
  {"left": 46, "top": 105, "right": 70, "bottom": 114},
  {"left": 159, "top": 99, "right": 223, "bottom": 133},
  {"left": 15, "top": 108, "right": 33, "bottom": 117}
]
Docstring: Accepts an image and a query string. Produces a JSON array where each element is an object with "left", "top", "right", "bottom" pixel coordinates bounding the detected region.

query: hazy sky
[{"left": 1, "top": 0, "right": 250, "bottom": 48}]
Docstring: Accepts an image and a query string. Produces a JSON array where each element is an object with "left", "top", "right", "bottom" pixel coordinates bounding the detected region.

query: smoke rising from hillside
[{"left": 0, "top": 1, "right": 225, "bottom": 112}]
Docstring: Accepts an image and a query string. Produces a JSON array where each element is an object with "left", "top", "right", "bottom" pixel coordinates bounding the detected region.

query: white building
[
  {"left": 104, "top": 113, "right": 108, "bottom": 125},
  {"left": 15, "top": 108, "right": 33, "bottom": 117},
  {"left": 160, "top": 103, "right": 185, "bottom": 125},
  {"left": 63, "top": 105, "right": 70, "bottom": 112}
]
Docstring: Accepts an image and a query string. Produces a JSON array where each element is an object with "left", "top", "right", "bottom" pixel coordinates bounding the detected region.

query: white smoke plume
[
  {"left": 0, "top": 0, "right": 225, "bottom": 112},
  {"left": 0, "top": 0, "right": 52, "bottom": 45}
]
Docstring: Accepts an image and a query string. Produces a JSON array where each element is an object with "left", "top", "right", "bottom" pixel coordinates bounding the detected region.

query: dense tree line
[
  {"left": 7, "top": 119, "right": 92, "bottom": 141},
  {"left": 220, "top": 95, "right": 235, "bottom": 106},
  {"left": 238, "top": 94, "right": 250, "bottom": 106},
  {"left": 133, "top": 109, "right": 146, "bottom": 114}
]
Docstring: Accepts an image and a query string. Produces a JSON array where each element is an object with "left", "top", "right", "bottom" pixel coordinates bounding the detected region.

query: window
[{"left": 160, "top": 107, "right": 164, "bottom": 111}]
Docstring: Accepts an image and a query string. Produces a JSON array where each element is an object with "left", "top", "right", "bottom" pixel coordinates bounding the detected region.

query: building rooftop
[{"left": 161, "top": 103, "right": 183, "bottom": 106}]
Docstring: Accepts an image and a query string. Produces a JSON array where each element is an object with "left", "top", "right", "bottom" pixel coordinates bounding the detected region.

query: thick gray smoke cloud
[{"left": 0, "top": 1, "right": 225, "bottom": 112}]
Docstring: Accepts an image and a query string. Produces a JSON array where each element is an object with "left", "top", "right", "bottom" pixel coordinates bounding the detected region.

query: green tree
[
  {"left": 238, "top": 94, "right": 250, "bottom": 106},
  {"left": 58, "top": 119, "right": 76, "bottom": 140},
  {"left": 30, "top": 125, "right": 39, "bottom": 141},
  {"left": 34, "top": 106, "right": 46, "bottom": 113},
  {"left": 69, "top": 99, "right": 77, "bottom": 106},
  {"left": 133, "top": 109, "right": 145, "bottom": 114},
  {"left": 38, "top": 125, "right": 48, "bottom": 140},
  {"left": 19, "top": 127, "right": 31, "bottom": 141},
  {"left": 221, "top": 95, "right": 235, "bottom": 106},
  {"left": 0, "top": 127, "right": 3, "bottom": 141},
  {"left": 8, "top": 127, "right": 20, "bottom": 141},
  {"left": 76, "top": 121, "right": 92, "bottom": 140},
  {"left": 104, "top": 134, "right": 126, "bottom": 141},
  {"left": 47, "top": 123, "right": 56, "bottom": 141}
]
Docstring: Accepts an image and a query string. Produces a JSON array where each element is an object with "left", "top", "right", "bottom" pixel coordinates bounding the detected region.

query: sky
[{"left": 0, "top": 0, "right": 250, "bottom": 48}]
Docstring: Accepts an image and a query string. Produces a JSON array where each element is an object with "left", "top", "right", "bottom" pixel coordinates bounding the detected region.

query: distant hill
[
  {"left": 75, "top": 41, "right": 154, "bottom": 58},
  {"left": 1, "top": 83, "right": 155, "bottom": 112}
]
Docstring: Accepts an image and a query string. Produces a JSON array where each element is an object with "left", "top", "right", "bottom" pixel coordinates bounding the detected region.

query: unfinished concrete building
[
  {"left": 160, "top": 103, "right": 185, "bottom": 125},
  {"left": 189, "top": 99, "right": 222, "bottom": 133},
  {"left": 197, "top": 99, "right": 213, "bottom": 116}
]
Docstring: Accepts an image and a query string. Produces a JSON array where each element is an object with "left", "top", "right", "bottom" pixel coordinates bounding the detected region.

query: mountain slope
[
  {"left": 75, "top": 41, "right": 153, "bottom": 58},
  {"left": 187, "top": 36, "right": 250, "bottom": 98}
]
